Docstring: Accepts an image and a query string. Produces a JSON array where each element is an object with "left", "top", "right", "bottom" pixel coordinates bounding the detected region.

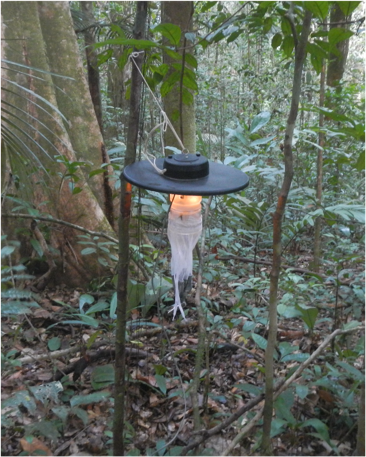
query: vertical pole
[{"left": 113, "top": 3, "right": 147, "bottom": 456}]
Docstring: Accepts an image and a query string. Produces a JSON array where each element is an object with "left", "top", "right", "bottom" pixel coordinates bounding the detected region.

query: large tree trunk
[
  {"left": 161, "top": 1, "right": 196, "bottom": 154},
  {"left": 80, "top": 1, "right": 104, "bottom": 136},
  {"left": 1, "top": 1, "right": 114, "bottom": 286},
  {"left": 327, "top": 3, "right": 351, "bottom": 87}
]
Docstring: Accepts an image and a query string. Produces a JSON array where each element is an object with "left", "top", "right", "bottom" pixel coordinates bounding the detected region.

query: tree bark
[
  {"left": 1, "top": 1, "right": 114, "bottom": 286},
  {"left": 80, "top": 1, "right": 104, "bottom": 136},
  {"left": 327, "top": 3, "right": 351, "bottom": 87},
  {"left": 261, "top": 10, "right": 312, "bottom": 454},
  {"left": 161, "top": 1, "right": 196, "bottom": 154},
  {"left": 37, "top": 2, "right": 108, "bottom": 205}
]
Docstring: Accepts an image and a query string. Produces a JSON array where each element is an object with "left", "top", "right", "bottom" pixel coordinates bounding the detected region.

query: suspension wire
[{"left": 129, "top": 51, "right": 188, "bottom": 156}]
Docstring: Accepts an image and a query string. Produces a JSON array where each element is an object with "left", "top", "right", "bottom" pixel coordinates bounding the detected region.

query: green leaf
[
  {"left": 1, "top": 245, "right": 15, "bottom": 257},
  {"left": 52, "top": 405, "right": 70, "bottom": 423},
  {"left": 271, "top": 33, "right": 282, "bottom": 49},
  {"left": 85, "top": 301, "right": 109, "bottom": 315},
  {"left": 27, "top": 420, "right": 60, "bottom": 441},
  {"left": 201, "top": 1, "right": 217, "bottom": 13},
  {"left": 156, "top": 439, "right": 167, "bottom": 456},
  {"left": 337, "top": 1, "right": 361, "bottom": 16},
  {"left": 91, "top": 364, "right": 115, "bottom": 390},
  {"left": 274, "top": 392, "right": 296, "bottom": 425},
  {"left": 154, "top": 374, "right": 167, "bottom": 395},
  {"left": 234, "top": 383, "right": 262, "bottom": 395},
  {"left": 301, "top": 418, "right": 330, "bottom": 443},
  {"left": 70, "top": 391, "right": 111, "bottom": 408},
  {"left": 71, "top": 407, "right": 89, "bottom": 425},
  {"left": 325, "top": 204, "right": 365, "bottom": 223},
  {"left": 79, "top": 293, "right": 95, "bottom": 313},
  {"left": 295, "top": 304, "right": 319, "bottom": 330},
  {"left": 72, "top": 187, "right": 83, "bottom": 195},
  {"left": 185, "top": 52, "right": 198, "bottom": 68},
  {"left": 281, "top": 35, "right": 294, "bottom": 57},
  {"left": 250, "top": 111, "right": 271, "bottom": 134},
  {"left": 153, "top": 23, "right": 181, "bottom": 46},
  {"left": 304, "top": 2, "right": 329, "bottom": 20},
  {"left": 166, "top": 446, "right": 184, "bottom": 456},
  {"left": 181, "top": 87, "right": 194, "bottom": 105},
  {"left": 328, "top": 27, "right": 353, "bottom": 46},
  {"left": 30, "top": 239, "right": 43, "bottom": 257},
  {"left": 48, "top": 337, "right": 61, "bottom": 351},
  {"left": 355, "top": 150, "right": 365, "bottom": 171},
  {"left": 251, "top": 332, "right": 267, "bottom": 350},
  {"left": 110, "top": 292, "right": 117, "bottom": 318},
  {"left": 164, "top": 48, "right": 182, "bottom": 61},
  {"left": 183, "top": 74, "right": 198, "bottom": 91},
  {"left": 296, "top": 384, "right": 309, "bottom": 400},
  {"left": 154, "top": 365, "right": 167, "bottom": 376},
  {"left": 160, "top": 71, "right": 181, "bottom": 97},
  {"left": 81, "top": 247, "right": 97, "bottom": 255},
  {"left": 2, "top": 390, "right": 37, "bottom": 414},
  {"left": 1, "top": 301, "right": 36, "bottom": 315},
  {"left": 127, "top": 449, "right": 142, "bottom": 456}
]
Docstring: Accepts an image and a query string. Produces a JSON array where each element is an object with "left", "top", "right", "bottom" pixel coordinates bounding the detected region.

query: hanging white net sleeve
[{"left": 167, "top": 209, "right": 202, "bottom": 319}]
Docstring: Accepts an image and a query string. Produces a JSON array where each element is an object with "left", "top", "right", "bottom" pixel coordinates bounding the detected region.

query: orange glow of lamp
[{"left": 123, "top": 153, "right": 249, "bottom": 319}]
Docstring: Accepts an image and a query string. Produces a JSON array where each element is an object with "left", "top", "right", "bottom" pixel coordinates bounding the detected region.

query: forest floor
[{"left": 1, "top": 277, "right": 364, "bottom": 457}]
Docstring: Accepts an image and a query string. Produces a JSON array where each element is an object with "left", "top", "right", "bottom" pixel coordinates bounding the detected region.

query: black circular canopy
[{"left": 122, "top": 153, "right": 249, "bottom": 196}]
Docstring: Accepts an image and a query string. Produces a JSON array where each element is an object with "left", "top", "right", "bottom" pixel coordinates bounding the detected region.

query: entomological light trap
[{"left": 123, "top": 152, "right": 249, "bottom": 319}]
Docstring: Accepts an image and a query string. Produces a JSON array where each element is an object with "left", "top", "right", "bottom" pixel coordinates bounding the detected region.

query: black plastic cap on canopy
[{"left": 122, "top": 153, "right": 249, "bottom": 196}]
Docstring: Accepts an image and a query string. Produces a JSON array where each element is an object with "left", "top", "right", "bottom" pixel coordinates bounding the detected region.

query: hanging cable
[{"left": 129, "top": 51, "right": 187, "bottom": 159}]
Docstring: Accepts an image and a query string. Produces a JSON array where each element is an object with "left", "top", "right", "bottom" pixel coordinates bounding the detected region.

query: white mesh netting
[{"left": 167, "top": 208, "right": 202, "bottom": 319}]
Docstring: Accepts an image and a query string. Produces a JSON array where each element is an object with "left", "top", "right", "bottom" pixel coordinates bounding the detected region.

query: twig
[
  {"left": 222, "top": 407, "right": 263, "bottom": 456},
  {"left": 319, "top": 17, "right": 365, "bottom": 26},
  {"left": 180, "top": 393, "right": 265, "bottom": 455},
  {"left": 212, "top": 330, "right": 264, "bottom": 363},
  {"left": 273, "top": 325, "right": 364, "bottom": 400}
]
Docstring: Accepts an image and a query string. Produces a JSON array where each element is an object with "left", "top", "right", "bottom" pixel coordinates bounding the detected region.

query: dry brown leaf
[
  {"left": 33, "top": 308, "right": 52, "bottom": 319},
  {"left": 149, "top": 393, "right": 160, "bottom": 407},
  {"left": 20, "top": 437, "right": 52, "bottom": 456}
]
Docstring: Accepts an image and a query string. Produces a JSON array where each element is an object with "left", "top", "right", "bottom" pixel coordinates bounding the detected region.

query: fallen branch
[
  {"left": 16, "top": 340, "right": 149, "bottom": 365},
  {"left": 53, "top": 346, "right": 151, "bottom": 381},
  {"left": 180, "top": 393, "right": 265, "bottom": 455},
  {"left": 181, "top": 324, "right": 363, "bottom": 455}
]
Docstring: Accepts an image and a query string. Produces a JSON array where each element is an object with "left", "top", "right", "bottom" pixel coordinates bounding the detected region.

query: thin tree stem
[
  {"left": 191, "top": 196, "right": 213, "bottom": 432},
  {"left": 313, "top": 28, "right": 327, "bottom": 272},
  {"left": 113, "top": 3, "right": 147, "bottom": 456},
  {"left": 262, "top": 10, "right": 312, "bottom": 454}
]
